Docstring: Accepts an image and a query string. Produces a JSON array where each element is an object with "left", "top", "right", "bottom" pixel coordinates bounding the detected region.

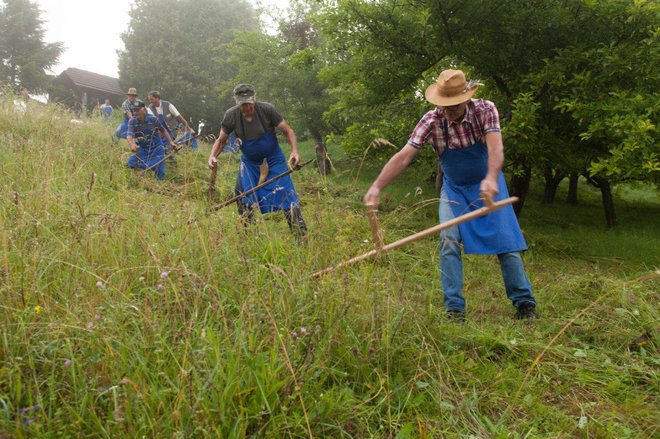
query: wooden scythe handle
[
  {"left": 207, "top": 163, "right": 218, "bottom": 198},
  {"left": 365, "top": 203, "right": 383, "bottom": 251},
  {"left": 311, "top": 196, "right": 518, "bottom": 279}
]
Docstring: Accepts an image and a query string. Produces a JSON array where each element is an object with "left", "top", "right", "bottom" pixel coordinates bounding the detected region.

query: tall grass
[{"left": 0, "top": 97, "right": 658, "bottom": 437}]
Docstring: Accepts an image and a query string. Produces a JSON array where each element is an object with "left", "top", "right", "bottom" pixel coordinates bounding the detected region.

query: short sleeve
[
  {"left": 479, "top": 101, "right": 501, "bottom": 133},
  {"left": 220, "top": 108, "right": 236, "bottom": 135},
  {"left": 259, "top": 102, "right": 284, "bottom": 130},
  {"left": 126, "top": 117, "right": 137, "bottom": 137},
  {"left": 168, "top": 103, "right": 180, "bottom": 117},
  {"left": 407, "top": 113, "right": 434, "bottom": 149}
]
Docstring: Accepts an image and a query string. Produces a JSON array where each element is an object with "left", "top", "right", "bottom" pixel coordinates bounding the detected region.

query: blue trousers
[
  {"left": 439, "top": 187, "right": 535, "bottom": 312},
  {"left": 126, "top": 146, "right": 165, "bottom": 180}
]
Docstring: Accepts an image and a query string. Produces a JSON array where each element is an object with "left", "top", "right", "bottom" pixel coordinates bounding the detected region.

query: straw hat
[
  {"left": 125, "top": 87, "right": 138, "bottom": 96},
  {"left": 424, "top": 70, "right": 479, "bottom": 106}
]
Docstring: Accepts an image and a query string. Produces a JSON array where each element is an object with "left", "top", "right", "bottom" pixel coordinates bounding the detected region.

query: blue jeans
[{"left": 439, "top": 188, "right": 535, "bottom": 312}]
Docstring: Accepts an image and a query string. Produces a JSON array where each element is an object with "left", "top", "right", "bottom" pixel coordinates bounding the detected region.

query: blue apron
[
  {"left": 439, "top": 119, "right": 526, "bottom": 254},
  {"left": 235, "top": 108, "right": 300, "bottom": 214}
]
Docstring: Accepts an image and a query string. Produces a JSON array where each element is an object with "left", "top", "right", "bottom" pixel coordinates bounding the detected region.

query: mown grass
[{"left": 0, "top": 97, "right": 658, "bottom": 437}]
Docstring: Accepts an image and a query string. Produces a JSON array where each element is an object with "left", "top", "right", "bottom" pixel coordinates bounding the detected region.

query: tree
[
  {"left": 117, "top": 0, "right": 258, "bottom": 134},
  {"left": 222, "top": 1, "right": 334, "bottom": 146},
  {"left": 535, "top": 0, "right": 659, "bottom": 226},
  {"left": 0, "top": 0, "right": 62, "bottom": 92},
  {"left": 314, "top": 0, "right": 659, "bottom": 223}
]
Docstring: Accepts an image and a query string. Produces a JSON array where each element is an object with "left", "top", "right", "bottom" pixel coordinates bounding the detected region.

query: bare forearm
[
  {"left": 371, "top": 150, "right": 416, "bottom": 191},
  {"left": 127, "top": 137, "right": 138, "bottom": 151},
  {"left": 177, "top": 115, "right": 191, "bottom": 131},
  {"left": 487, "top": 147, "right": 503, "bottom": 180},
  {"left": 285, "top": 129, "right": 298, "bottom": 153},
  {"left": 161, "top": 129, "right": 174, "bottom": 145},
  {"left": 485, "top": 131, "right": 504, "bottom": 180},
  {"left": 210, "top": 137, "right": 226, "bottom": 157}
]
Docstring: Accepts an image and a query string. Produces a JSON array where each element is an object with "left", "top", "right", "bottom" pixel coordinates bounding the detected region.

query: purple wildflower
[
  {"left": 18, "top": 404, "right": 38, "bottom": 415},
  {"left": 64, "top": 359, "right": 72, "bottom": 367},
  {"left": 157, "top": 284, "right": 165, "bottom": 291},
  {"left": 300, "top": 327, "right": 307, "bottom": 334},
  {"left": 160, "top": 271, "right": 169, "bottom": 280},
  {"left": 22, "top": 417, "right": 38, "bottom": 426},
  {"left": 86, "top": 322, "right": 94, "bottom": 330}
]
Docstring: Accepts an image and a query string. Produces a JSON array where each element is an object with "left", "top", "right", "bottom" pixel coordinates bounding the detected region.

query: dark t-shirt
[{"left": 220, "top": 102, "right": 284, "bottom": 140}]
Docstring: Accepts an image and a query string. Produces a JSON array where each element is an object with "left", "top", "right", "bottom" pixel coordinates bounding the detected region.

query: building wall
[{"left": 49, "top": 75, "right": 123, "bottom": 117}]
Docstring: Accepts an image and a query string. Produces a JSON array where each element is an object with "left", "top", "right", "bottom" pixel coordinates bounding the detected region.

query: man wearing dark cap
[
  {"left": 364, "top": 69, "right": 537, "bottom": 321},
  {"left": 114, "top": 87, "right": 139, "bottom": 140},
  {"left": 207, "top": 84, "right": 307, "bottom": 238},
  {"left": 126, "top": 99, "right": 176, "bottom": 180}
]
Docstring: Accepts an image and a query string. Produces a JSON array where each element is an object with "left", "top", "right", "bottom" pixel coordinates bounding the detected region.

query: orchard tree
[
  {"left": 314, "top": 0, "right": 659, "bottom": 223},
  {"left": 549, "top": 7, "right": 659, "bottom": 226},
  {"left": 0, "top": 0, "right": 62, "bottom": 92}
]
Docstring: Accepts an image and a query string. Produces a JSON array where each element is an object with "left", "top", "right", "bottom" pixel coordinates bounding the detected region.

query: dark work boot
[
  {"left": 284, "top": 206, "right": 307, "bottom": 241},
  {"left": 236, "top": 200, "right": 255, "bottom": 228},
  {"left": 515, "top": 302, "right": 537, "bottom": 320},
  {"left": 446, "top": 310, "right": 466, "bottom": 323}
]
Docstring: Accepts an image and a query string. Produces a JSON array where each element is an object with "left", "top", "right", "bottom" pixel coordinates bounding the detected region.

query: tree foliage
[
  {"left": 311, "top": 0, "right": 659, "bottom": 222},
  {"left": 223, "top": 1, "right": 333, "bottom": 143},
  {"left": 0, "top": 0, "right": 62, "bottom": 92},
  {"left": 118, "top": 0, "right": 257, "bottom": 133}
]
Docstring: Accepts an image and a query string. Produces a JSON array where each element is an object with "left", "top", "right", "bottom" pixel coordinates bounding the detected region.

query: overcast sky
[{"left": 35, "top": 0, "right": 290, "bottom": 78}]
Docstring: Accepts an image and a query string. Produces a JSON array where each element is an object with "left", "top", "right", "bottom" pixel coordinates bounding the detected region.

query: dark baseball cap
[
  {"left": 233, "top": 84, "right": 256, "bottom": 103},
  {"left": 130, "top": 99, "right": 146, "bottom": 110}
]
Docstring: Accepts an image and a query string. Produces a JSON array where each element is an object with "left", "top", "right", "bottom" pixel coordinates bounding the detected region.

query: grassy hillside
[{"left": 0, "top": 98, "right": 658, "bottom": 437}]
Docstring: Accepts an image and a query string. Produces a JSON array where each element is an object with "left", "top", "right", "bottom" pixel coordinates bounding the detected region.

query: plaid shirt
[
  {"left": 121, "top": 98, "right": 134, "bottom": 115},
  {"left": 407, "top": 99, "right": 501, "bottom": 155}
]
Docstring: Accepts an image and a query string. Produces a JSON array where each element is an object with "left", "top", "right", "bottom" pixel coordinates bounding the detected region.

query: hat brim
[
  {"left": 235, "top": 95, "right": 256, "bottom": 104},
  {"left": 424, "top": 83, "right": 477, "bottom": 106}
]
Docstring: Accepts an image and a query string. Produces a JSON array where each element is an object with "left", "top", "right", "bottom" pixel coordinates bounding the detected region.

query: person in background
[
  {"left": 147, "top": 91, "right": 197, "bottom": 150},
  {"left": 207, "top": 84, "right": 307, "bottom": 238},
  {"left": 114, "top": 87, "right": 139, "bottom": 140},
  {"left": 100, "top": 98, "right": 113, "bottom": 123},
  {"left": 125, "top": 99, "right": 176, "bottom": 180}
]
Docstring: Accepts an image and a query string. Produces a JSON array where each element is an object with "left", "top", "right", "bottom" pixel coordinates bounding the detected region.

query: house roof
[{"left": 59, "top": 68, "right": 125, "bottom": 96}]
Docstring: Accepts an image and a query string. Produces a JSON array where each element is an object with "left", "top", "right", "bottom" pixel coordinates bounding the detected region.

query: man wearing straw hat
[
  {"left": 114, "top": 87, "right": 139, "bottom": 140},
  {"left": 364, "top": 69, "right": 537, "bottom": 321}
]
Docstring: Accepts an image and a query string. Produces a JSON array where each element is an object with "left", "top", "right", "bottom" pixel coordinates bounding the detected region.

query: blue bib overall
[
  {"left": 235, "top": 108, "right": 300, "bottom": 214},
  {"left": 439, "top": 119, "right": 526, "bottom": 254},
  {"left": 125, "top": 115, "right": 166, "bottom": 180}
]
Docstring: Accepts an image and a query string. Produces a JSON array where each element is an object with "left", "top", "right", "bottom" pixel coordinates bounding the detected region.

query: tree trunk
[
  {"left": 567, "top": 173, "right": 579, "bottom": 204},
  {"left": 542, "top": 168, "right": 564, "bottom": 204},
  {"left": 509, "top": 160, "right": 532, "bottom": 217},
  {"left": 587, "top": 175, "right": 617, "bottom": 228},
  {"left": 315, "top": 142, "right": 331, "bottom": 176}
]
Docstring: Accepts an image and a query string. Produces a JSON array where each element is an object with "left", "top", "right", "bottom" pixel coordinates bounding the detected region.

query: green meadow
[{"left": 0, "top": 98, "right": 658, "bottom": 437}]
